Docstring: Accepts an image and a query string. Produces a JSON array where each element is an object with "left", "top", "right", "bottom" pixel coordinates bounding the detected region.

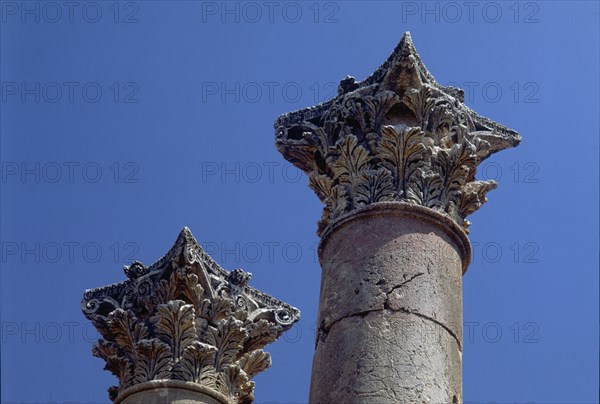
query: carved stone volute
[{"left": 82, "top": 227, "right": 300, "bottom": 403}]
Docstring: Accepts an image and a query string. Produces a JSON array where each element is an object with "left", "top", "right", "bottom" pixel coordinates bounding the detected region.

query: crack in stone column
[
  {"left": 319, "top": 279, "right": 463, "bottom": 353},
  {"left": 379, "top": 272, "right": 425, "bottom": 294},
  {"left": 394, "top": 308, "right": 463, "bottom": 352},
  {"left": 319, "top": 307, "right": 462, "bottom": 352},
  {"left": 317, "top": 272, "right": 426, "bottom": 346}
]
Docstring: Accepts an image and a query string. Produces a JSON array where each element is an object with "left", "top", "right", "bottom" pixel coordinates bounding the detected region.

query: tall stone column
[
  {"left": 275, "top": 33, "right": 521, "bottom": 403},
  {"left": 82, "top": 227, "right": 300, "bottom": 404}
]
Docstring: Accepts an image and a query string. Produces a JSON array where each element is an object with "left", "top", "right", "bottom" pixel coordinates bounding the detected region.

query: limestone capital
[
  {"left": 275, "top": 32, "right": 521, "bottom": 236},
  {"left": 82, "top": 227, "right": 300, "bottom": 403}
]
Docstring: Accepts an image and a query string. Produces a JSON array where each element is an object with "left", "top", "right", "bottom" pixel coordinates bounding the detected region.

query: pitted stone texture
[
  {"left": 317, "top": 203, "right": 465, "bottom": 348},
  {"left": 310, "top": 310, "right": 461, "bottom": 404},
  {"left": 311, "top": 203, "right": 466, "bottom": 403}
]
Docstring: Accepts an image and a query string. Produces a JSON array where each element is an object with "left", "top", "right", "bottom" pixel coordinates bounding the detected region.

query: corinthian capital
[
  {"left": 275, "top": 32, "right": 521, "bottom": 235},
  {"left": 82, "top": 227, "right": 300, "bottom": 403}
]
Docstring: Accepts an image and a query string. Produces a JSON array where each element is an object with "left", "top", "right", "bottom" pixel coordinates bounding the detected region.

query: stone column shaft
[{"left": 311, "top": 203, "right": 469, "bottom": 403}]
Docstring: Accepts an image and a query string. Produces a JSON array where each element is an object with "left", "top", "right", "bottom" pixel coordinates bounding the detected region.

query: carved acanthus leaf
[
  {"left": 355, "top": 169, "right": 395, "bottom": 206},
  {"left": 133, "top": 339, "right": 173, "bottom": 383},
  {"left": 377, "top": 125, "right": 427, "bottom": 196},
  {"left": 363, "top": 91, "right": 401, "bottom": 135},
  {"left": 208, "top": 317, "right": 248, "bottom": 371},
  {"left": 403, "top": 86, "right": 438, "bottom": 129},
  {"left": 216, "top": 364, "right": 249, "bottom": 399},
  {"left": 244, "top": 319, "right": 282, "bottom": 353},
  {"left": 92, "top": 340, "right": 132, "bottom": 389},
  {"left": 329, "top": 185, "right": 349, "bottom": 220},
  {"left": 153, "top": 274, "right": 179, "bottom": 307},
  {"left": 458, "top": 180, "right": 497, "bottom": 219},
  {"left": 173, "top": 341, "right": 218, "bottom": 386},
  {"left": 199, "top": 296, "right": 235, "bottom": 323},
  {"left": 238, "top": 350, "right": 271, "bottom": 379},
  {"left": 152, "top": 301, "right": 197, "bottom": 361},
  {"left": 107, "top": 309, "right": 148, "bottom": 356},
  {"left": 332, "top": 134, "right": 372, "bottom": 189},
  {"left": 178, "top": 272, "right": 205, "bottom": 309},
  {"left": 308, "top": 172, "right": 333, "bottom": 202},
  {"left": 433, "top": 142, "right": 478, "bottom": 212},
  {"left": 406, "top": 168, "right": 443, "bottom": 209}
]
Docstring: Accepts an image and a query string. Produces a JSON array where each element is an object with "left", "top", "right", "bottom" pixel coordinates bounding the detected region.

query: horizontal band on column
[
  {"left": 318, "top": 201, "right": 472, "bottom": 274},
  {"left": 114, "top": 379, "right": 232, "bottom": 404}
]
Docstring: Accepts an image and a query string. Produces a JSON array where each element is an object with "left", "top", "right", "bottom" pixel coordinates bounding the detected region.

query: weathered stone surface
[
  {"left": 275, "top": 32, "right": 521, "bottom": 237},
  {"left": 82, "top": 227, "right": 300, "bottom": 404},
  {"left": 311, "top": 202, "right": 466, "bottom": 404},
  {"left": 311, "top": 311, "right": 461, "bottom": 404}
]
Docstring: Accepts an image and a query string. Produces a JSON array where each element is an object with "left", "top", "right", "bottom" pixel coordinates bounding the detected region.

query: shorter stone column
[{"left": 82, "top": 227, "right": 300, "bottom": 404}]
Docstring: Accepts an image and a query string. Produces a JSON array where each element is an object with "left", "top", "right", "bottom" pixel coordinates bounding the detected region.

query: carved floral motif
[
  {"left": 82, "top": 228, "right": 300, "bottom": 403},
  {"left": 275, "top": 33, "right": 520, "bottom": 235}
]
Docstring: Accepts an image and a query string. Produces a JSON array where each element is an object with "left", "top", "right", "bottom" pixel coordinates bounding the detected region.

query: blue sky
[{"left": 1, "top": 1, "right": 598, "bottom": 403}]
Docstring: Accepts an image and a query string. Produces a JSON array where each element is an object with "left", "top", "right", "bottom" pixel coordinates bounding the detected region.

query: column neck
[
  {"left": 114, "top": 380, "right": 232, "bottom": 404},
  {"left": 319, "top": 201, "right": 472, "bottom": 274}
]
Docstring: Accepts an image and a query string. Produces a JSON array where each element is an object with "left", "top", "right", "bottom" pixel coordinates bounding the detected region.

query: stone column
[
  {"left": 275, "top": 32, "right": 520, "bottom": 403},
  {"left": 82, "top": 227, "right": 300, "bottom": 404}
]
